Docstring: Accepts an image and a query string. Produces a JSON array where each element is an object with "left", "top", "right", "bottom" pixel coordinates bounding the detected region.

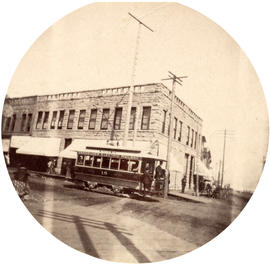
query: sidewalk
[
  {"left": 169, "top": 190, "right": 212, "bottom": 204},
  {"left": 29, "top": 170, "right": 69, "bottom": 181},
  {"left": 8, "top": 167, "right": 69, "bottom": 181}
]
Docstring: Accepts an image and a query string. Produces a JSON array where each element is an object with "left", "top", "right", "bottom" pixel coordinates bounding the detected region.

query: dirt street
[{"left": 16, "top": 173, "right": 243, "bottom": 263}]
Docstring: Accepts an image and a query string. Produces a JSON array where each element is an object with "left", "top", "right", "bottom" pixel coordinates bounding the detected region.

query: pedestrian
[
  {"left": 154, "top": 161, "right": 164, "bottom": 193},
  {"left": 181, "top": 175, "right": 187, "bottom": 193},
  {"left": 47, "top": 160, "right": 52, "bottom": 174},
  {"left": 52, "top": 159, "right": 57, "bottom": 174},
  {"left": 155, "top": 161, "right": 163, "bottom": 179},
  {"left": 142, "top": 164, "right": 153, "bottom": 196}
]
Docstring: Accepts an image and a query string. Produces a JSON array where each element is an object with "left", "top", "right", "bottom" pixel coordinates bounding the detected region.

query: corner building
[{"left": 2, "top": 83, "right": 203, "bottom": 191}]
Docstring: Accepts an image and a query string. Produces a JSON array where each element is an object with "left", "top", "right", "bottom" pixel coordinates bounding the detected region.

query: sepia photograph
[{"left": 0, "top": 1, "right": 269, "bottom": 265}]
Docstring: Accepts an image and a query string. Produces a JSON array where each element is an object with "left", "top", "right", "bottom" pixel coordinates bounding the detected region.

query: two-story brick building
[{"left": 2, "top": 83, "right": 205, "bottom": 191}]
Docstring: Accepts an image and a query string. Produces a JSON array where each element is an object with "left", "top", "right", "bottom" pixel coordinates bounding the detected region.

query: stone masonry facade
[{"left": 2, "top": 83, "right": 203, "bottom": 190}]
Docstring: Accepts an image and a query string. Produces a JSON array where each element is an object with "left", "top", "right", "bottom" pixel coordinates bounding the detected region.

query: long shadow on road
[{"left": 35, "top": 210, "right": 150, "bottom": 262}]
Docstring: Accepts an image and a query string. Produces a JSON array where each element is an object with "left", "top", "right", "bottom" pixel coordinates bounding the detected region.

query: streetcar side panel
[{"left": 74, "top": 152, "right": 143, "bottom": 191}]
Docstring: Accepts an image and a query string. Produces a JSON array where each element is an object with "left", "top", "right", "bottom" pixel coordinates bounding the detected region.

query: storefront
[
  {"left": 9, "top": 136, "right": 32, "bottom": 166},
  {"left": 16, "top": 137, "right": 61, "bottom": 172}
]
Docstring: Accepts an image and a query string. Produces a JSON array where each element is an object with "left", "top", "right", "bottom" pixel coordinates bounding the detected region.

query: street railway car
[{"left": 73, "top": 146, "right": 166, "bottom": 195}]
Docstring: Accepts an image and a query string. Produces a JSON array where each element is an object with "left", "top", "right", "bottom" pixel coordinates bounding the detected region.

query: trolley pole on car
[
  {"left": 162, "top": 71, "right": 188, "bottom": 199},
  {"left": 123, "top": 13, "right": 154, "bottom": 147}
]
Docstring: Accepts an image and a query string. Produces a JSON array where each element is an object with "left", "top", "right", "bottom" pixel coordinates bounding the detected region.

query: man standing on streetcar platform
[{"left": 154, "top": 161, "right": 165, "bottom": 193}]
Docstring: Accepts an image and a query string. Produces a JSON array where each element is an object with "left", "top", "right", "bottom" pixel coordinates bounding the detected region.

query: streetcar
[{"left": 72, "top": 145, "right": 166, "bottom": 195}]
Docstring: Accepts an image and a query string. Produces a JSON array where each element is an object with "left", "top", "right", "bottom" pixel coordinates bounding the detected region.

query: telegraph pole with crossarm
[
  {"left": 162, "top": 71, "right": 188, "bottom": 198},
  {"left": 123, "top": 13, "right": 154, "bottom": 146}
]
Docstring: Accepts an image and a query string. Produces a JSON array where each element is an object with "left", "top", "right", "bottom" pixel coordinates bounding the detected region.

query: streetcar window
[
  {"left": 120, "top": 159, "right": 129, "bottom": 171},
  {"left": 93, "top": 156, "right": 102, "bottom": 167},
  {"left": 129, "top": 160, "right": 139, "bottom": 172},
  {"left": 77, "top": 155, "right": 84, "bottom": 165},
  {"left": 110, "top": 158, "right": 119, "bottom": 170},
  {"left": 102, "top": 156, "right": 110, "bottom": 169},
  {"left": 84, "top": 155, "right": 93, "bottom": 167}
]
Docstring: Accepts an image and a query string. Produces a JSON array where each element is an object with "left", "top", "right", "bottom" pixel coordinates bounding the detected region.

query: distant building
[{"left": 2, "top": 83, "right": 205, "bottom": 191}]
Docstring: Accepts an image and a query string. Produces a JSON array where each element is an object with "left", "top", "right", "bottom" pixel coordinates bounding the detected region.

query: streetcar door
[{"left": 141, "top": 159, "right": 155, "bottom": 176}]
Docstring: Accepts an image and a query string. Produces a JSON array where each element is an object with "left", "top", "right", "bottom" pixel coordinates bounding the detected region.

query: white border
[{"left": 0, "top": 1, "right": 269, "bottom": 265}]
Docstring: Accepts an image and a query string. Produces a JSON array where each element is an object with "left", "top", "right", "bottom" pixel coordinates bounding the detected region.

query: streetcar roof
[
  {"left": 76, "top": 149, "right": 166, "bottom": 161},
  {"left": 62, "top": 139, "right": 166, "bottom": 161}
]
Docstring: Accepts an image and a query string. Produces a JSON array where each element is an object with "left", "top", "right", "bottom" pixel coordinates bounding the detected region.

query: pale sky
[{"left": 7, "top": 2, "right": 269, "bottom": 191}]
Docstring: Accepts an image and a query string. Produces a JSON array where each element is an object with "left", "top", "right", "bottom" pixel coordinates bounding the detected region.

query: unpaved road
[{"left": 16, "top": 173, "right": 244, "bottom": 263}]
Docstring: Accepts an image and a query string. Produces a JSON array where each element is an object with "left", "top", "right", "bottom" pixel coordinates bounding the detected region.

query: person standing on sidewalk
[{"left": 181, "top": 175, "right": 187, "bottom": 193}]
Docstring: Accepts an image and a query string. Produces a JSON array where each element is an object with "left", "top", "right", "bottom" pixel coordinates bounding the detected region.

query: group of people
[
  {"left": 141, "top": 161, "right": 168, "bottom": 195},
  {"left": 47, "top": 159, "right": 57, "bottom": 174}
]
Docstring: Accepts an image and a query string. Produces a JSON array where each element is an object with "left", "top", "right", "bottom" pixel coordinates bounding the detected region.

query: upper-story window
[
  {"left": 101, "top": 108, "right": 109, "bottom": 130},
  {"left": 129, "top": 107, "right": 136, "bottom": 130},
  {"left": 162, "top": 110, "right": 167, "bottom": 134},
  {"left": 113, "top": 107, "right": 122, "bottom": 130},
  {"left": 141, "top": 106, "right": 151, "bottom": 130},
  {"left": 186, "top": 126, "right": 190, "bottom": 146},
  {"left": 50, "top": 111, "right": 57, "bottom": 129},
  {"left": 194, "top": 131, "right": 198, "bottom": 149},
  {"left": 178, "top": 120, "right": 183, "bottom": 142},
  {"left": 58, "top": 110, "right": 65, "bottom": 129},
  {"left": 36, "top": 111, "right": 43, "bottom": 129},
  {"left": 67, "top": 110, "right": 75, "bottom": 129},
  {"left": 42, "top": 112, "right": 49, "bottom": 130},
  {"left": 173, "top": 117, "right": 178, "bottom": 139},
  {"left": 21, "top": 114, "right": 27, "bottom": 131},
  {"left": 78, "top": 110, "right": 86, "bottom": 129},
  {"left": 89, "top": 109, "right": 97, "bottom": 130},
  {"left": 26, "top": 113, "right": 32, "bottom": 132},
  {"left": 10, "top": 114, "right": 16, "bottom": 132},
  {"left": 191, "top": 129, "right": 194, "bottom": 148}
]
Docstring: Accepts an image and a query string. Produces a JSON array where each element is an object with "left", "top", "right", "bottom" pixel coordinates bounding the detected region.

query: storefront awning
[
  {"left": 2, "top": 139, "right": 10, "bottom": 152},
  {"left": 194, "top": 160, "right": 212, "bottom": 178},
  {"left": 10, "top": 135, "right": 32, "bottom": 148},
  {"left": 16, "top": 137, "right": 61, "bottom": 157}
]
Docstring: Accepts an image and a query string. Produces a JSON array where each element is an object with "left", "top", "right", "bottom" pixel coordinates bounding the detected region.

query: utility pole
[
  {"left": 162, "top": 71, "right": 187, "bottom": 198},
  {"left": 221, "top": 129, "right": 227, "bottom": 188},
  {"left": 123, "top": 13, "right": 154, "bottom": 146},
  {"left": 217, "top": 160, "right": 222, "bottom": 187}
]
